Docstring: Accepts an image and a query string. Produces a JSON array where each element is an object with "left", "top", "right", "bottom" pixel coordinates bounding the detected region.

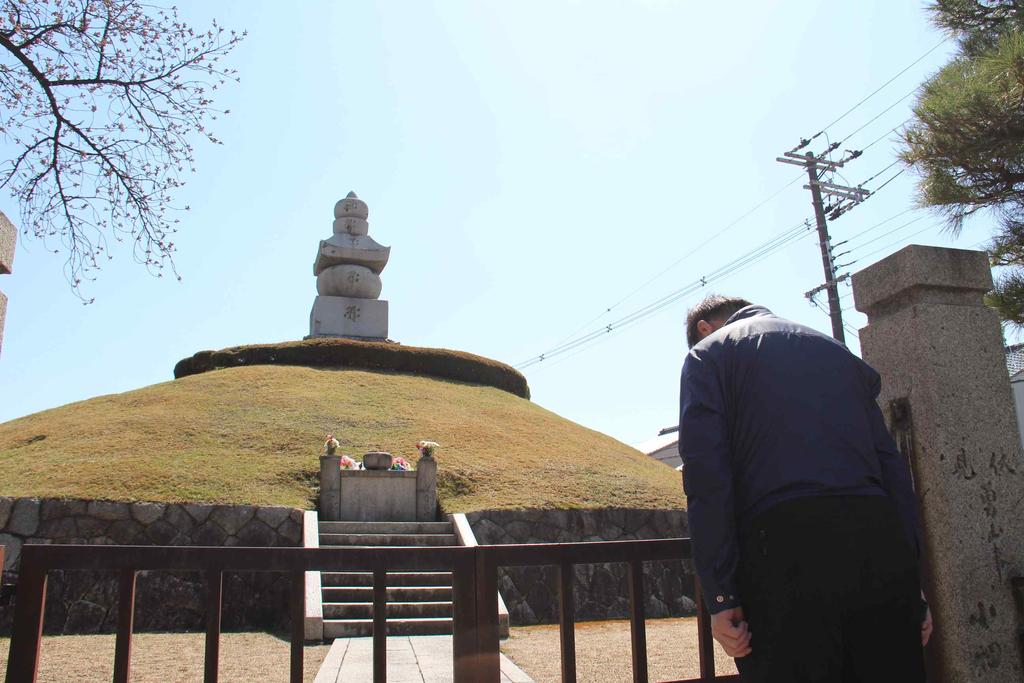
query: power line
[
  {"left": 833, "top": 213, "right": 927, "bottom": 260},
  {"left": 836, "top": 85, "right": 921, "bottom": 147},
  {"left": 832, "top": 208, "right": 916, "bottom": 248},
  {"left": 868, "top": 168, "right": 907, "bottom": 195},
  {"left": 534, "top": 41, "right": 947, "bottom": 365},
  {"left": 546, "top": 172, "right": 806, "bottom": 348},
  {"left": 846, "top": 223, "right": 944, "bottom": 266},
  {"left": 860, "top": 118, "right": 912, "bottom": 152},
  {"left": 516, "top": 220, "right": 814, "bottom": 370},
  {"left": 809, "top": 295, "right": 860, "bottom": 340},
  {"left": 857, "top": 160, "right": 901, "bottom": 188},
  {"left": 790, "top": 39, "right": 946, "bottom": 152}
]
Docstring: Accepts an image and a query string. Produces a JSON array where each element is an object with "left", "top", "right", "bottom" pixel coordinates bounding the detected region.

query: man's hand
[
  {"left": 711, "top": 606, "right": 752, "bottom": 658},
  {"left": 921, "top": 592, "right": 933, "bottom": 647}
]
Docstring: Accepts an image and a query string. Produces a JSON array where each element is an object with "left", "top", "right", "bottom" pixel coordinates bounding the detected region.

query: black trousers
[{"left": 733, "top": 495, "right": 926, "bottom": 683}]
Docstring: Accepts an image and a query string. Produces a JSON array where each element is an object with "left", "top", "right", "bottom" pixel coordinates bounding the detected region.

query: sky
[{"left": 0, "top": 1, "right": 996, "bottom": 448}]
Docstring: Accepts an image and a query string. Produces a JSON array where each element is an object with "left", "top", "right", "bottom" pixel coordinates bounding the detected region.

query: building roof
[
  {"left": 634, "top": 431, "right": 679, "bottom": 456},
  {"left": 1007, "top": 343, "right": 1024, "bottom": 377}
]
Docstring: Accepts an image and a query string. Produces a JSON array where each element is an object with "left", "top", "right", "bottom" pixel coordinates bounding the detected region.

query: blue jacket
[{"left": 678, "top": 305, "right": 921, "bottom": 613}]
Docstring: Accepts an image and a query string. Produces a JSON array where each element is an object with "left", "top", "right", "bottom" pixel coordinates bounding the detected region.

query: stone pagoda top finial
[{"left": 307, "top": 192, "right": 391, "bottom": 340}]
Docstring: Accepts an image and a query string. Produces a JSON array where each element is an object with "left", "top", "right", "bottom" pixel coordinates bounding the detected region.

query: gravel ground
[
  {"left": 1, "top": 619, "right": 738, "bottom": 682},
  {"left": 0, "top": 632, "right": 331, "bottom": 683},
  {"left": 501, "top": 617, "right": 739, "bottom": 683}
]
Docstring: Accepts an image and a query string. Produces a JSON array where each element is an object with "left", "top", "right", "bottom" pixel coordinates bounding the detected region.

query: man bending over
[{"left": 678, "top": 295, "right": 932, "bottom": 682}]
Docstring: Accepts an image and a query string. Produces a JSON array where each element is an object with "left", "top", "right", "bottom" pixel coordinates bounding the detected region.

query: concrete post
[
  {"left": 415, "top": 455, "right": 437, "bottom": 522},
  {"left": 0, "top": 211, "right": 15, "bottom": 357},
  {"left": 853, "top": 245, "right": 1024, "bottom": 682},
  {"left": 319, "top": 455, "right": 341, "bottom": 521}
]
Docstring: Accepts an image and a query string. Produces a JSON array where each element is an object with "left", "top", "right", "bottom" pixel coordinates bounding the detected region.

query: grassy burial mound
[{"left": 0, "top": 364, "right": 684, "bottom": 512}]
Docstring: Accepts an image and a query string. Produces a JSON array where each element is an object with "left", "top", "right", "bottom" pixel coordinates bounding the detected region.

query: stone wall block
[
  {"left": 74, "top": 516, "right": 107, "bottom": 538},
  {"left": 255, "top": 506, "right": 292, "bottom": 530},
  {"left": 134, "top": 572, "right": 205, "bottom": 632},
  {"left": 144, "top": 519, "right": 179, "bottom": 545},
  {"left": 0, "top": 496, "right": 302, "bottom": 635},
  {"left": 193, "top": 522, "right": 228, "bottom": 546},
  {"left": 236, "top": 519, "right": 276, "bottom": 546},
  {"left": 209, "top": 505, "right": 254, "bottom": 535},
  {"left": 38, "top": 518, "right": 77, "bottom": 540},
  {"left": 8, "top": 498, "right": 40, "bottom": 536},
  {"left": 468, "top": 508, "right": 693, "bottom": 625},
  {"left": 183, "top": 504, "right": 213, "bottom": 524},
  {"left": 41, "top": 499, "right": 87, "bottom": 520},
  {"left": 502, "top": 520, "right": 533, "bottom": 539},
  {"left": 86, "top": 501, "right": 129, "bottom": 522},
  {"left": 277, "top": 519, "right": 301, "bottom": 545},
  {"left": 64, "top": 601, "right": 108, "bottom": 634},
  {"left": 130, "top": 503, "right": 164, "bottom": 525},
  {"left": 107, "top": 519, "right": 145, "bottom": 545},
  {"left": 161, "top": 505, "right": 196, "bottom": 535},
  {"left": 0, "top": 497, "right": 13, "bottom": 528},
  {"left": 469, "top": 516, "right": 508, "bottom": 543},
  {"left": 0, "top": 534, "right": 22, "bottom": 569}
]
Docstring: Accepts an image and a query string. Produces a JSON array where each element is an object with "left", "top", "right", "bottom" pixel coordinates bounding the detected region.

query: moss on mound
[
  {"left": 0, "top": 365, "right": 684, "bottom": 512},
  {"left": 174, "top": 338, "right": 530, "bottom": 399}
]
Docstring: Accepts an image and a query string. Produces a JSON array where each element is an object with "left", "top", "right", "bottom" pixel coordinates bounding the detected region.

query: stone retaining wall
[
  {"left": 466, "top": 508, "right": 695, "bottom": 625},
  {"left": 0, "top": 497, "right": 302, "bottom": 634}
]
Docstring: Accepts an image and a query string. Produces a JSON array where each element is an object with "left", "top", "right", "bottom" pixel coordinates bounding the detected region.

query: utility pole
[{"left": 776, "top": 150, "right": 869, "bottom": 343}]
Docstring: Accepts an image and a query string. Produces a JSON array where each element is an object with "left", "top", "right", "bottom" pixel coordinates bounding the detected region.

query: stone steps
[
  {"left": 323, "top": 586, "right": 453, "bottom": 602},
  {"left": 321, "top": 571, "right": 453, "bottom": 587},
  {"left": 318, "top": 520, "right": 457, "bottom": 640},
  {"left": 319, "top": 533, "right": 458, "bottom": 547},
  {"left": 323, "top": 601, "right": 454, "bottom": 620},
  {"left": 319, "top": 521, "right": 453, "bottom": 535},
  {"left": 323, "top": 617, "right": 453, "bottom": 639}
]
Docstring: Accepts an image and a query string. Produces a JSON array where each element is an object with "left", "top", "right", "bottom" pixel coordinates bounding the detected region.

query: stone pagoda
[{"left": 308, "top": 192, "right": 390, "bottom": 339}]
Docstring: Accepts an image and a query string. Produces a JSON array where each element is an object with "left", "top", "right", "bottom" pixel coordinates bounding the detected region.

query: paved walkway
[{"left": 313, "top": 635, "right": 534, "bottom": 683}]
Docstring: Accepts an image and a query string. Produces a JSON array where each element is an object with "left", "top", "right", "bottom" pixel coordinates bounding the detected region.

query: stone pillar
[
  {"left": 852, "top": 245, "right": 1024, "bottom": 682},
  {"left": 319, "top": 455, "right": 341, "bottom": 521},
  {"left": 415, "top": 455, "right": 437, "bottom": 522},
  {"left": 0, "top": 211, "right": 15, "bottom": 356}
]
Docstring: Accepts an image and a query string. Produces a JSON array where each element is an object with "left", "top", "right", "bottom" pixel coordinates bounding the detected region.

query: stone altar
[
  {"left": 308, "top": 192, "right": 390, "bottom": 340},
  {"left": 319, "top": 454, "right": 438, "bottom": 522}
]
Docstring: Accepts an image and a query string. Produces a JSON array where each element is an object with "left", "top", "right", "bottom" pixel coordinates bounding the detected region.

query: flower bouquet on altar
[
  {"left": 390, "top": 456, "right": 411, "bottom": 471},
  {"left": 416, "top": 441, "right": 439, "bottom": 459},
  {"left": 339, "top": 455, "right": 359, "bottom": 470}
]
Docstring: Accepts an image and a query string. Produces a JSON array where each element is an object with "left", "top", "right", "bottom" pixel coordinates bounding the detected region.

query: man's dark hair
[{"left": 686, "top": 295, "right": 753, "bottom": 348}]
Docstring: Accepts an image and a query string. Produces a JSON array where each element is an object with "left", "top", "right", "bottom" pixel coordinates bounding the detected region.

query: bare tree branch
[{"left": 0, "top": 0, "right": 244, "bottom": 300}]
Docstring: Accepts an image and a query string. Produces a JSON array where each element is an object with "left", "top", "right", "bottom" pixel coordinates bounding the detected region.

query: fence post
[
  {"left": 474, "top": 549, "right": 501, "bottom": 683},
  {"left": 113, "top": 569, "right": 137, "bottom": 683},
  {"left": 451, "top": 551, "right": 479, "bottom": 683},
  {"left": 290, "top": 571, "right": 304, "bottom": 683},
  {"left": 694, "top": 577, "right": 716, "bottom": 681},
  {"left": 204, "top": 570, "right": 223, "bottom": 683},
  {"left": 5, "top": 554, "right": 46, "bottom": 683},
  {"left": 373, "top": 568, "right": 387, "bottom": 683},
  {"left": 558, "top": 561, "right": 577, "bottom": 682},
  {"left": 628, "top": 559, "right": 648, "bottom": 683}
]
